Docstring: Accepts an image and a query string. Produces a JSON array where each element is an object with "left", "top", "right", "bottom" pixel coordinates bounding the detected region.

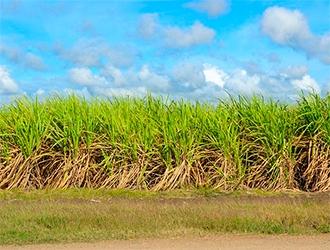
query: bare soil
[{"left": 2, "top": 235, "right": 330, "bottom": 250}]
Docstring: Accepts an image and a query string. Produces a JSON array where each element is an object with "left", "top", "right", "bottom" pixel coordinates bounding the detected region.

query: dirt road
[{"left": 2, "top": 235, "right": 330, "bottom": 250}]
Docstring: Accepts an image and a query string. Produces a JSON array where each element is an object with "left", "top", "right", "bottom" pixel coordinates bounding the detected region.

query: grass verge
[{"left": 0, "top": 189, "right": 329, "bottom": 245}]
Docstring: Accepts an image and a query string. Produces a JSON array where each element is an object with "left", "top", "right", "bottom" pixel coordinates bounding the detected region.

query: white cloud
[
  {"left": 0, "top": 44, "right": 20, "bottom": 63},
  {"left": 164, "top": 21, "right": 215, "bottom": 48},
  {"left": 61, "top": 87, "right": 91, "bottom": 98},
  {"left": 102, "top": 65, "right": 126, "bottom": 86},
  {"left": 324, "top": 81, "right": 330, "bottom": 94},
  {"left": 185, "top": 0, "right": 229, "bottom": 17},
  {"left": 282, "top": 65, "right": 308, "bottom": 78},
  {"left": 183, "top": 84, "right": 228, "bottom": 102},
  {"left": 0, "top": 66, "right": 19, "bottom": 94},
  {"left": 56, "top": 39, "right": 108, "bottom": 67},
  {"left": 291, "top": 75, "right": 320, "bottom": 93},
  {"left": 172, "top": 62, "right": 322, "bottom": 98},
  {"left": 68, "top": 67, "right": 108, "bottom": 87},
  {"left": 107, "top": 46, "right": 137, "bottom": 68},
  {"left": 261, "top": 6, "right": 330, "bottom": 65},
  {"left": 55, "top": 39, "right": 137, "bottom": 68},
  {"left": 318, "top": 34, "right": 330, "bottom": 64},
  {"left": 172, "top": 63, "right": 301, "bottom": 98},
  {"left": 138, "top": 14, "right": 216, "bottom": 49},
  {"left": 67, "top": 62, "right": 324, "bottom": 101},
  {"left": 138, "top": 13, "right": 159, "bottom": 38},
  {"left": 91, "top": 86, "right": 147, "bottom": 98},
  {"left": 195, "top": 64, "right": 319, "bottom": 97},
  {"left": 36, "top": 89, "right": 45, "bottom": 96},
  {"left": 172, "top": 62, "right": 205, "bottom": 88},
  {"left": 226, "top": 69, "right": 262, "bottom": 95},
  {"left": 261, "top": 7, "right": 311, "bottom": 45},
  {"left": 138, "top": 65, "right": 170, "bottom": 91},
  {"left": 203, "top": 64, "right": 228, "bottom": 88},
  {"left": 69, "top": 64, "right": 170, "bottom": 96},
  {"left": 0, "top": 44, "right": 46, "bottom": 71},
  {"left": 24, "top": 53, "right": 46, "bottom": 71}
]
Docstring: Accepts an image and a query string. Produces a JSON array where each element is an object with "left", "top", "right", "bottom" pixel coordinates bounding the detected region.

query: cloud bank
[{"left": 66, "top": 61, "right": 321, "bottom": 102}]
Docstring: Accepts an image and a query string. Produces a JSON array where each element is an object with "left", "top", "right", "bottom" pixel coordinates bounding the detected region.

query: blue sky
[{"left": 0, "top": 0, "right": 329, "bottom": 102}]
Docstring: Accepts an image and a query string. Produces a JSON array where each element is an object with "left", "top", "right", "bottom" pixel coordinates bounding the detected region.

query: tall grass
[{"left": 0, "top": 94, "right": 329, "bottom": 191}]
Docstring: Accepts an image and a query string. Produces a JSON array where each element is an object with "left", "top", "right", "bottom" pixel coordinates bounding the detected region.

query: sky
[{"left": 0, "top": 0, "right": 330, "bottom": 103}]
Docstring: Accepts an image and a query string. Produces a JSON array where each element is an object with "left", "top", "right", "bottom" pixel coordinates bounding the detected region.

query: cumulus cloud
[
  {"left": 203, "top": 64, "right": 228, "bottom": 88},
  {"left": 318, "top": 34, "right": 330, "bottom": 64},
  {"left": 266, "top": 67, "right": 320, "bottom": 97},
  {"left": 55, "top": 39, "right": 108, "bottom": 67},
  {"left": 226, "top": 69, "right": 262, "bottom": 95},
  {"left": 24, "top": 53, "right": 46, "bottom": 70},
  {"left": 172, "top": 62, "right": 205, "bottom": 88},
  {"left": 261, "top": 6, "right": 330, "bottom": 64},
  {"left": 291, "top": 75, "right": 320, "bottom": 94},
  {"left": 0, "top": 44, "right": 46, "bottom": 71},
  {"left": 185, "top": 0, "right": 229, "bottom": 17},
  {"left": 102, "top": 65, "right": 126, "bottom": 86},
  {"left": 68, "top": 64, "right": 171, "bottom": 97},
  {"left": 138, "top": 65, "right": 171, "bottom": 91},
  {"left": 107, "top": 46, "right": 138, "bottom": 68},
  {"left": 138, "top": 14, "right": 216, "bottom": 48},
  {"left": 164, "top": 21, "right": 215, "bottom": 48},
  {"left": 324, "top": 81, "right": 330, "bottom": 94},
  {"left": 138, "top": 13, "right": 159, "bottom": 38},
  {"left": 69, "top": 67, "right": 108, "bottom": 87},
  {"left": 173, "top": 63, "right": 321, "bottom": 98},
  {"left": 0, "top": 45, "right": 20, "bottom": 63},
  {"left": 62, "top": 87, "right": 91, "bottom": 98},
  {"left": 55, "top": 39, "right": 137, "bottom": 68},
  {"left": 181, "top": 84, "right": 228, "bottom": 102},
  {"left": 67, "top": 61, "right": 323, "bottom": 101},
  {"left": 281, "top": 65, "right": 308, "bottom": 78},
  {"left": 35, "top": 89, "right": 45, "bottom": 96},
  {"left": 0, "top": 66, "right": 19, "bottom": 95},
  {"left": 275, "top": 65, "right": 320, "bottom": 93},
  {"left": 261, "top": 7, "right": 311, "bottom": 45},
  {"left": 91, "top": 86, "right": 148, "bottom": 98}
]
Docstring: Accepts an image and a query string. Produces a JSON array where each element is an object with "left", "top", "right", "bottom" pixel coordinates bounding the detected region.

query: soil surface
[{"left": 2, "top": 235, "right": 330, "bottom": 250}]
